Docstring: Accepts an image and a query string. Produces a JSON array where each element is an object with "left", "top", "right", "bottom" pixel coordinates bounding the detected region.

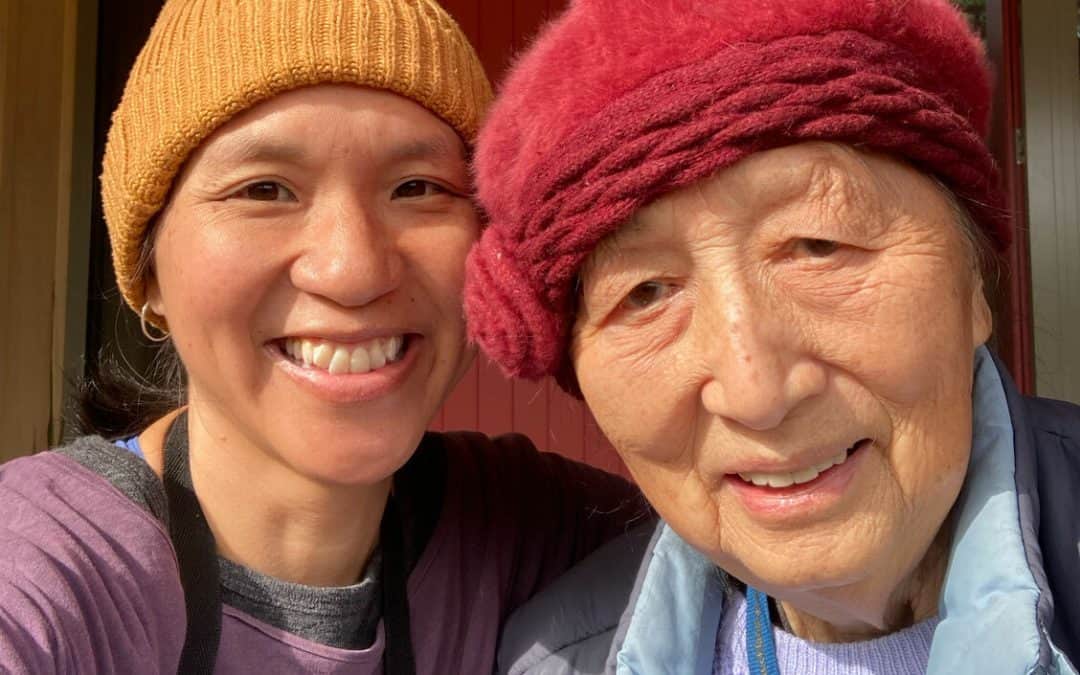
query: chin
[
  {"left": 298, "top": 449, "right": 409, "bottom": 487},
  {"left": 278, "top": 427, "right": 421, "bottom": 487},
  {"left": 721, "top": 534, "right": 887, "bottom": 598}
]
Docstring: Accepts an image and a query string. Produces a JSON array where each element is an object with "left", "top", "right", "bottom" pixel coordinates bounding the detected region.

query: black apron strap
[
  {"left": 161, "top": 413, "right": 416, "bottom": 675},
  {"left": 163, "top": 412, "right": 222, "bottom": 674},
  {"left": 379, "top": 496, "right": 416, "bottom": 675}
]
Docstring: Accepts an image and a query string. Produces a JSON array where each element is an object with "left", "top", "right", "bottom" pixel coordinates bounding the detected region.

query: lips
[{"left": 723, "top": 439, "right": 872, "bottom": 521}]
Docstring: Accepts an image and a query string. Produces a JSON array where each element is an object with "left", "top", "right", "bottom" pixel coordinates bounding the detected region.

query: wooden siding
[
  {"left": 0, "top": 0, "right": 88, "bottom": 460},
  {"left": 1022, "top": 0, "right": 1080, "bottom": 403}
]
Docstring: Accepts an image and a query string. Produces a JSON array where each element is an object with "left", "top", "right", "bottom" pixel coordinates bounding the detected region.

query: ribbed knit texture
[
  {"left": 102, "top": 0, "right": 491, "bottom": 318},
  {"left": 715, "top": 590, "right": 939, "bottom": 675},
  {"left": 464, "top": 0, "right": 1006, "bottom": 389}
]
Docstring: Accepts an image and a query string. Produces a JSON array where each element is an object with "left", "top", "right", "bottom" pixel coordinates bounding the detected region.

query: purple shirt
[{"left": 0, "top": 432, "right": 642, "bottom": 673}]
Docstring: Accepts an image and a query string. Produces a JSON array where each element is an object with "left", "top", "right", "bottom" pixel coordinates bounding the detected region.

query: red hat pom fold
[{"left": 464, "top": 230, "right": 566, "bottom": 379}]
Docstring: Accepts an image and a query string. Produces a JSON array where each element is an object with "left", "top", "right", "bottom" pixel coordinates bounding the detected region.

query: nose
[
  {"left": 696, "top": 279, "right": 826, "bottom": 431},
  {"left": 290, "top": 197, "right": 403, "bottom": 308}
]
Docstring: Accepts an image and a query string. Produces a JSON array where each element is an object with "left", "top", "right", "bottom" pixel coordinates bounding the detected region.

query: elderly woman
[
  {"left": 0, "top": 1, "right": 642, "bottom": 673},
  {"left": 464, "top": 0, "right": 1080, "bottom": 673}
]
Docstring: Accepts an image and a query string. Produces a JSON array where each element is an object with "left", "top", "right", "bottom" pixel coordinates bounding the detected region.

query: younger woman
[{"left": 0, "top": 1, "right": 641, "bottom": 673}]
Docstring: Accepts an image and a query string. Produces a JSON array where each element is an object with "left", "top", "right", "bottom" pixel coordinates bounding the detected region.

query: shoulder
[
  {"left": 497, "top": 520, "right": 658, "bottom": 675},
  {"left": 1015, "top": 393, "right": 1080, "bottom": 505},
  {"left": 1011, "top": 394, "right": 1080, "bottom": 662},
  {"left": 56, "top": 435, "right": 169, "bottom": 521},
  {"left": 1022, "top": 394, "right": 1080, "bottom": 451},
  {"left": 0, "top": 435, "right": 173, "bottom": 567},
  {"left": 3, "top": 436, "right": 165, "bottom": 520},
  {"left": 0, "top": 438, "right": 183, "bottom": 672},
  {"left": 434, "top": 429, "right": 636, "bottom": 498},
  {"left": 434, "top": 429, "right": 540, "bottom": 468},
  {"left": 430, "top": 429, "right": 576, "bottom": 501},
  {"left": 430, "top": 430, "right": 643, "bottom": 539}
]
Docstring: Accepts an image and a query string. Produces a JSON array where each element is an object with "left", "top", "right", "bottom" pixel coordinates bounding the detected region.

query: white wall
[{"left": 1022, "top": 0, "right": 1080, "bottom": 404}]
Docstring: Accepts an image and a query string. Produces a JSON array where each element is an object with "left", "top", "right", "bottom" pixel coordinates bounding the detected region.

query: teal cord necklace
[{"left": 745, "top": 586, "right": 782, "bottom": 675}]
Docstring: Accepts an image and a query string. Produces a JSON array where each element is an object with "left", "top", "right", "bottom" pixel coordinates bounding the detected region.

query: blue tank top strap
[{"left": 113, "top": 436, "right": 145, "bottom": 459}]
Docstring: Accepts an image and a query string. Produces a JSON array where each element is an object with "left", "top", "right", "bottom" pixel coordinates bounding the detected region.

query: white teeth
[
  {"left": 283, "top": 336, "right": 406, "bottom": 375},
  {"left": 350, "top": 347, "right": 371, "bottom": 374},
  {"left": 328, "top": 347, "right": 351, "bottom": 375},
  {"left": 789, "top": 467, "right": 820, "bottom": 484},
  {"left": 385, "top": 336, "right": 403, "bottom": 361},
  {"left": 737, "top": 448, "right": 853, "bottom": 488},
  {"left": 312, "top": 343, "right": 333, "bottom": 369},
  {"left": 368, "top": 342, "right": 387, "bottom": 369}
]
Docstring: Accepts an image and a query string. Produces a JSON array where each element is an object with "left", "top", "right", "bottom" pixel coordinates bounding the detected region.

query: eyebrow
[
  {"left": 384, "top": 136, "right": 465, "bottom": 165},
  {"left": 212, "top": 137, "right": 309, "bottom": 166}
]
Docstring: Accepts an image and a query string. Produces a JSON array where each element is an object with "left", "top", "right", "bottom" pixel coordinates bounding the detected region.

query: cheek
[
  {"left": 800, "top": 252, "right": 978, "bottom": 521},
  {"left": 886, "top": 391, "right": 973, "bottom": 510},
  {"left": 401, "top": 216, "right": 476, "bottom": 304},
  {"left": 790, "top": 254, "right": 977, "bottom": 406},
  {"left": 154, "top": 222, "right": 283, "bottom": 355},
  {"left": 398, "top": 217, "right": 478, "bottom": 381},
  {"left": 575, "top": 327, "right": 704, "bottom": 469}
]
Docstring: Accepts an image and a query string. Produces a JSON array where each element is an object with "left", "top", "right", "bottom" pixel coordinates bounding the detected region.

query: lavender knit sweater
[{"left": 714, "top": 590, "right": 939, "bottom": 675}]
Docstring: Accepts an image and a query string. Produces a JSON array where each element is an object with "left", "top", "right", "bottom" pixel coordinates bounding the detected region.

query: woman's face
[
  {"left": 146, "top": 84, "right": 477, "bottom": 486},
  {"left": 572, "top": 143, "right": 991, "bottom": 613}
]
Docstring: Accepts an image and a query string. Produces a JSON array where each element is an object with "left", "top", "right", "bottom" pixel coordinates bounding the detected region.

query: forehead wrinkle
[
  {"left": 590, "top": 205, "right": 660, "bottom": 263},
  {"left": 797, "top": 149, "right": 891, "bottom": 239}
]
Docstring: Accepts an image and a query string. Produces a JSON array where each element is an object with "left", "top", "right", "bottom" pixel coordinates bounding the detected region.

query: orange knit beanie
[{"left": 102, "top": 0, "right": 491, "bottom": 323}]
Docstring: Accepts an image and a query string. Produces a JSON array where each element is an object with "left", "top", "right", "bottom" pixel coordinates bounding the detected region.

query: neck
[
  {"left": 776, "top": 524, "right": 952, "bottom": 643},
  {"left": 184, "top": 405, "right": 390, "bottom": 588}
]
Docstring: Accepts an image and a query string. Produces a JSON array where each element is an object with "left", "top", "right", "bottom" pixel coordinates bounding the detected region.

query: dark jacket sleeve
[
  {"left": 441, "top": 431, "right": 650, "bottom": 618},
  {"left": 1023, "top": 396, "right": 1080, "bottom": 667}
]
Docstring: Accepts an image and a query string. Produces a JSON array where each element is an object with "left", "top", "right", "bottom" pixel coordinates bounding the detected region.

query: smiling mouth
[
  {"left": 736, "top": 439, "right": 871, "bottom": 489},
  {"left": 278, "top": 335, "right": 412, "bottom": 375}
]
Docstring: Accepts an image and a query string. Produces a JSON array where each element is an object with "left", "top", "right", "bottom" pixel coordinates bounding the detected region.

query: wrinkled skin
[{"left": 572, "top": 142, "right": 992, "bottom": 641}]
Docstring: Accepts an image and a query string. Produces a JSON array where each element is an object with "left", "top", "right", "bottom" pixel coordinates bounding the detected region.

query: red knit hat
[{"left": 465, "top": 0, "right": 1006, "bottom": 388}]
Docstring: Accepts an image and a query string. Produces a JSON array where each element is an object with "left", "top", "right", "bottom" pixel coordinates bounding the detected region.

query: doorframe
[{"left": 986, "top": 0, "right": 1035, "bottom": 394}]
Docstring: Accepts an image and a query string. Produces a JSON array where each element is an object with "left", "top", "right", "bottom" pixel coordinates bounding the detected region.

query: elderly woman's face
[
  {"left": 146, "top": 85, "right": 477, "bottom": 486},
  {"left": 573, "top": 143, "right": 991, "bottom": 612}
]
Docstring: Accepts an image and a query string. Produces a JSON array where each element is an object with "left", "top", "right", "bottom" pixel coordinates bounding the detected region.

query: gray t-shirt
[{"left": 112, "top": 435, "right": 384, "bottom": 650}]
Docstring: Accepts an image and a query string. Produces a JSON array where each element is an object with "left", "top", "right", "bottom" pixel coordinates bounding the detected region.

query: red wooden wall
[{"left": 427, "top": 0, "right": 630, "bottom": 478}]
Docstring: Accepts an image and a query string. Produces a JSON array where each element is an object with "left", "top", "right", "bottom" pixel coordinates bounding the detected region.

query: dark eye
[
  {"left": 392, "top": 180, "right": 448, "bottom": 199},
  {"left": 621, "top": 281, "right": 676, "bottom": 311},
  {"left": 795, "top": 238, "right": 841, "bottom": 258},
  {"left": 233, "top": 181, "right": 296, "bottom": 202}
]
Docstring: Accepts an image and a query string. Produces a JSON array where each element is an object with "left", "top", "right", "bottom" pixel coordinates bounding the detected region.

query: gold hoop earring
[{"left": 140, "top": 302, "right": 171, "bottom": 343}]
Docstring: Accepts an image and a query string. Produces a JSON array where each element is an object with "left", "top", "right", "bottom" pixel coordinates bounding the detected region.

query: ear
[
  {"left": 970, "top": 272, "right": 992, "bottom": 347},
  {"left": 144, "top": 272, "right": 166, "bottom": 320}
]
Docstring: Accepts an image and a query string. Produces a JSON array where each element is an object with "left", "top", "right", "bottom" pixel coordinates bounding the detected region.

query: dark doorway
[{"left": 85, "top": 0, "right": 166, "bottom": 387}]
